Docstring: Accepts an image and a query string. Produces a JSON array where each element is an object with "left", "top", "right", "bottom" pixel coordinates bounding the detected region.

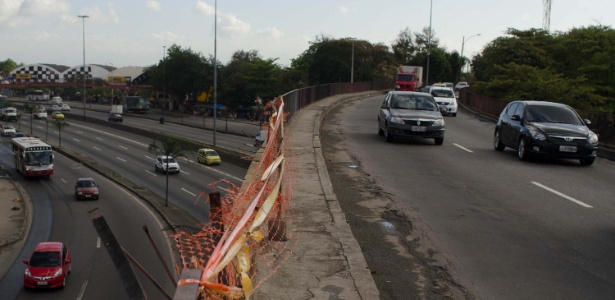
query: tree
[
  {"left": 23, "top": 103, "right": 35, "bottom": 135},
  {"left": 51, "top": 118, "right": 69, "bottom": 147},
  {"left": 392, "top": 27, "right": 417, "bottom": 65},
  {"left": 0, "top": 59, "right": 19, "bottom": 75},
  {"left": 148, "top": 136, "right": 190, "bottom": 206}
]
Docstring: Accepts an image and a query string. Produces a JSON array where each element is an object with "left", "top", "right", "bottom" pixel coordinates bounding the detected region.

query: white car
[
  {"left": 61, "top": 104, "right": 71, "bottom": 111},
  {"left": 51, "top": 96, "right": 63, "bottom": 105},
  {"left": 154, "top": 155, "right": 180, "bottom": 174},
  {"left": 47, "top": 105, "right": 61, "bottom": 112},
  {"left": 455, "top": 82, "right": 469, "bottom": 91},
  {"left": 430, "top": 87, "right": 458, "bottom": 117},
  {"left": 34, "top": 108, "right": 48, "bottom": 119},
  {"left": 1, "top": 124, "right": 16, "bottom": 136}
]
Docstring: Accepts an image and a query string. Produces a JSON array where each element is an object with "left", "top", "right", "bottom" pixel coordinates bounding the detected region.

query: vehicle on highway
[
  {"left": 12, "top": 131, "right": 26, "bottom": 138},
  {"left": 455, "top": 81, "right": 469, "bottom": 91},
  {"left": 51, "top": 96, "right": 63, "bottom": 105},
  {"left": 12, "top": 137, "right": 54, "bottom": 177},
  {"left": 197, "top": 148, "right": 221, "bottom": 165},
  {"left": 430, "top": 86, "right": 458, "bottom": 117},
  {"left": 47, "top": 105, "right": 61, "bottom": 113},
  {"left": 75, "top": 177, "right": 100, "bottom": 200},
  {"left": 22, "top": 241, "right": 71, "bottom": 289},
  {"left": 155, "top": 155, "right": 180, "bottom": 174},
  {"left": 493, "top": 100, "right": 599, "bottom": 165},
  {"left": 61, "top": 103, "right": 71, "bottom": 111},
  {"left": 51, "top": 111, "right": 64, "bottom": 120},
  {"left": 108, "top": 113, "right": 123, "bottom": 122},
  {"left": 377, "top": 91, "right": 445, "bottom": 145},
  {"left": 443, "top": 82, "right": 454, "bottom": 90},
  {"left": 34, "top": 108, "right": 48, "bottom": 119},
  {"left": 27, "top": 90, "right": 49, "bottom": 101},
  {"left": 1, "top": 124, "right": 16, "bottom": 136},
  {"left": 0, "top": 106, "right": 18, "bottom": 121}
]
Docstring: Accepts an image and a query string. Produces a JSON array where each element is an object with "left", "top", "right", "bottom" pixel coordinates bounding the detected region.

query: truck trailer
[{"left": 122, "top": 96, "right": 148, "bottom": 114}]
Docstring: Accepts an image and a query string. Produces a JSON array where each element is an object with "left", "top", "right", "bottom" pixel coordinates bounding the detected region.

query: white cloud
[
  {"left": 108, "top": 3, "right": 120, "bottom": 24},
  {"left": 337, "top": 6, "right": 351, "bottom": 14},
  {"left": 151, "top": 30, "right": 185, "bottom": 42},
  {"left": 194, "top": 0, "right": 214, "bottom": 16},
  {"left": 147, "top": 0, "right": 161, "bottom": 11},
  {"left": 219, "top": 13, "right": 250, "bottom": 38},
  {"left": 257, "top": 27, "right": 284, "bottom": 40},
  {"left": 19, "top": 0, "right": 70, "bottom": 16}
]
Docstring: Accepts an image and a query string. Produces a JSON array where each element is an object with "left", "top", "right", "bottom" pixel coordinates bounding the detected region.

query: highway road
[
  {"left": 321, "top": 94, "right": 615, "bottom": 300},
  {"left": 0, "top": 139, "right": 176, "bottom": 299}
]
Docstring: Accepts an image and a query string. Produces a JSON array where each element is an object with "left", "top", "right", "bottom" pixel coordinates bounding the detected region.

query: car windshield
[
  {"left": 77, "top": 180, "right": 95, "bottom": 187},
  {"left": 29, "top": 251, "right": 61, "bottom": 267},
  {"left": 206, "top": 151, "right": 218, "bottom": 156},
  {"left": 525, "top": 105, "right": 583, "bottom": 125},
  {"left": 431, "top": 90, "right": 454, "bottom": 98},
  {"left": 25, "top": 151, "right": 52, "bottom": 166},
  {"left": 391, "top": 95, "right": 437, "bottom": 111},
  {"left": 163, "top": 157, "right": 176, "bottom": 163}
]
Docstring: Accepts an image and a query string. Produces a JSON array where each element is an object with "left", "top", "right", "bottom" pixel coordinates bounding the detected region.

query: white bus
[
  {"left": 12, "top": 137, "right": 54, "bottom": 178},
  {"left": 27, "top": 90, "right": 49, "bottom": 101}
]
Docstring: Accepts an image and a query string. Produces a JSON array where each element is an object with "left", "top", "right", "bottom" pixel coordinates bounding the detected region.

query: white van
[
  {"left": 51, "top": 96, "right": 63, "bottom": 105},
  {"left": 34, "top": 108, "right": 48, "bottom": 119}
]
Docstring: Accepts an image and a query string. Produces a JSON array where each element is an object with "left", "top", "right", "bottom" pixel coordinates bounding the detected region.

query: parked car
[
  {"left": 1, "top": 124, "right": 16, "bottom": 136},
  {"left": 34, "top": 108, "right": 48, "bottom": 119},
  {"left": 51, "top": 111, "right": 65, "bottom": 120},
  {"left": 108, "top": 113, "right": 123, "bottom": 122},
  {"left": 61, "top": 104, "right": 71, "bottom": 111},
  {"left": 430, "top": 86, "right": 458, "bottom": 117},
  {"left": 377, "top": 91, "right": 445, "bottom": 145},
  {"left": 197, "top": 148, "right": 221, "bottom": 165},
  {"left": 75, "top": 177, "right": 99, "bottom": 200},
  {"left": 23, "top": 241, "right": 71, "bottom": 289},
  {"left": 493, "top": 100, "right": 599, "bottom": 165},
  {"left": 155, "top": 155, "right": 180, "bottom": 174}
]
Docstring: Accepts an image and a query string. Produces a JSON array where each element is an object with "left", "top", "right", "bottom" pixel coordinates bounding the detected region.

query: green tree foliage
[
  {"left": 0, "top": 59, "right": 20, "bottom": 74},
  {"left": 472, "top": 26, "right": 615, "bottom": 112},
  {"left": 51, "top": 118, "right": 69, "bottom": 147}
]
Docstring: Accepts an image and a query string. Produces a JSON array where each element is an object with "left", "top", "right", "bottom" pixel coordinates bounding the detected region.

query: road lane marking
[
  {"left": 146, "top": 170, "right": 158, "bottom": 176},
  {"left": 96, "top": 137, "right": 104, "bottom": 141},
  {"left": 77, "top": 281, "right": 89, "bottom": 300},
  {"left": 97, "top": 237, "right": 101, "bottom": 248},
  {"left": 182, "top": 188, "right": 196, "bottom": 197},
  {"left": 93, "top": 146, "right": 102, "bottom": 151},
  {"left": 75, "top": 130, "right": 83, "bottom": 134},
  {"left": 180, "top": 170, "right": 190, "bottom": 175},
  {"left": 145, "top": 155, "right": 155, "bottom": 160},
  {"left": 116, "top": 157, "right": 127, "bottom": 162},
  {"left": 61, "top": 178, "right": 67, "bottom": 184},
  {"left": 453, "top": 143, "right": 474, "bottom": 153},
  {"left": 119, "top": 145, "right": 128, "bottom": 150},
  {"left": 531, "top": 181, "right": 593, "bottom": 208}
]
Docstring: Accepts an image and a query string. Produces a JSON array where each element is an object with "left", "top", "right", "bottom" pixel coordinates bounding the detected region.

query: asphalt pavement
[{"left": 0, "top": 91, "right": 382, "bottom": 299}]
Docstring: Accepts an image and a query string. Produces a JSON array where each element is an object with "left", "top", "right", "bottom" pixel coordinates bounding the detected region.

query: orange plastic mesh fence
[{"left": 172, "top": 96, "right": 298, "bottom": 299}]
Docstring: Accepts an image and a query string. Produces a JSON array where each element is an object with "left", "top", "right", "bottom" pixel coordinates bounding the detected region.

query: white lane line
[
  {"left": 119, "top": 145, "right": 128, "bottom": 150},
  {"left": 61, "top": 178, "right": 67, "bottom": 184},
  {"left": 97, "top": 237, "right": 101, "bottom": 248},
  {"left": 146, "top": 170, "right": 158, "bottom": 176},
  {"left": 182, "top": 188, "right": 196, "bottom": 197},
  {"left": 73, "top": 138, "right": 81, "bottom": 142},
  {"left": 75, "top": 130, "right": 83, "bottom": 134},
  {"left": 145, "top": 155, "right": 155, "bottom": 161},
  {"left": 96, "top": 137, "right": 104, "bottom": 141},
  {"left": 93, "top": 146, "right": 102, "bottom": 151},
  {"left": 180, "top": 170, "right": 190, "bottom": 175},
  {"left": 77, "top": 281, "right": 89, "bottom": 300},
  {"left": 531, "top": 181, "right": 593, "bottom": 208},
  {"left": 116, "top": 157, "right": 127, "bottom": 162},
  {"left": 453, "top": 143, "right": 474, "bottom": 153}
]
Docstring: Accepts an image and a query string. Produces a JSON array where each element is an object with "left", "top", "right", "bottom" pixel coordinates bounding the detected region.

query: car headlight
[
  {"left": 432, "top": 119, "right": 444, "bottom": 127},
  {"left": 527, "top": 126, "right": 546, "bottom": 141},
  {"left": 395, "top": 85, "right": 400, "bottom": 89},
  {"left": 52, "top": 268, "right": 63, "bottom": 278},
  {"left": 390, "top": 116, "right": 404, "bottom": 124},
  {"left": 588, "top": 131, "right": 599, "bottom": 145},
  {"left": 25, "top": 269, "right": 32, "bottom": 277}
]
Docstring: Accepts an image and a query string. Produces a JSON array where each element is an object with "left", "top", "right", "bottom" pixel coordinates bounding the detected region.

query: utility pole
[{"left": 78, "top": 15, "right": 89, "bottom": 121}]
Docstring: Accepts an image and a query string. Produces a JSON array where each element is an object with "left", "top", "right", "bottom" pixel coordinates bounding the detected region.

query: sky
[{"left": 1, "top": 0, "right": 613, "bottom": 69}]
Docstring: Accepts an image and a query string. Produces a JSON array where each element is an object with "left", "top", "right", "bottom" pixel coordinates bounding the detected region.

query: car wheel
[
  {"left": 434, "top": 137, "right": 444, "bottom": 145},
  {"left": 384, "top": 125, "right": 394, "bottom": 142},
  {"left": 494, "top": 130, "right": 505, "bottom": 151},
  {"left": 378, "top": 119, "right": 384, "bottom": 136},
  {"left": 580, "top": 158, "right": 595, "bottom": 166},
  {"left": 155, "top": 165, "right": 159, "bottom": 172},
  {"left": 452, "top": 113, "right": 457, "bottom": 117},
  {"left": 517, "top": 138, "right": 530, "bottom": 161}
]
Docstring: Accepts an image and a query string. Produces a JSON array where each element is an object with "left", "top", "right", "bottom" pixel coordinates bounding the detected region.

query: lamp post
[
  {"left": 162, "top": 45, "right": 166, "bottom": 122},
  {"left": 213, "top": 0, "right": 218, "bottom": 147},
  {"left": 459, "top": 33, "right": 481, "bottom": 82},
  {"left": 425, "top": 0, "right": 433, "bottom": 86},
  {"left": 78, "top": 15, "right": 89, "bottom": 121},
  {"left": 351, "top": 39, "right": 354, "bottom": 83}
]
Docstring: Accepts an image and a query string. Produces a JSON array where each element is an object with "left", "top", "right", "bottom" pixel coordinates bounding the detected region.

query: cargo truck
[
  {"left": 395, "top": 66, "right": 423, "bottom": 91},
  {"left": 122, "top": 96, "right": 148, "bottom": 113}
]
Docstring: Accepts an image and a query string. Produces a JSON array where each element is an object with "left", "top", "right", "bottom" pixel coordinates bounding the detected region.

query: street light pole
[
  {"left": 351, "top": 40, "right": 354, "bottom": 83},
  {"left": 78, "top": 15, "right": 89, "bottom": 121},
  {"left": 213, "top": 0, "right": 218, "bottom": 147},
  {"left": 459, "top": 33, "right": 481, "bottom": 82},
  {"left": 162, "top": 45, "right": 166, "bottom": 121},
  {"left": 425, "top": 0, "right": 433, "bottom": 86}
]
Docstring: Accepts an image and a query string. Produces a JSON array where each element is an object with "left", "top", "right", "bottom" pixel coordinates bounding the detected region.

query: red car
[
  {"left": 75, "top": 177, "right": 100, "bottom": 200},
  {"left": 23, "top": 242, "right": 71, "bottom": 289}
]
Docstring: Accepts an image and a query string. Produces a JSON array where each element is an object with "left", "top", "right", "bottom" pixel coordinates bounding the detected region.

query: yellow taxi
[
  {"left": 51, "top": 111, "right": 65, "bottom": 120},
  {"left": 197, "top": 148, "right": 221, "bottom": 166}
]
